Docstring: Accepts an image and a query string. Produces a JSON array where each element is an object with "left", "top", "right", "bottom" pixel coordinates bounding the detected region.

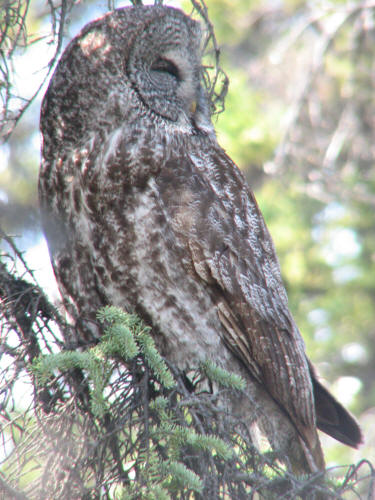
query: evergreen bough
[{"left": 31, "top": 306, "right": 239, "bottom": 498}]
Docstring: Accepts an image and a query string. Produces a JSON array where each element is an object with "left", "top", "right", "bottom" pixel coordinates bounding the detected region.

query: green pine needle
[
  {"left": 137, "top": 332, "right": 175, "bottom": 389},
  {"left": 201, "top": 360, "right": 246, "bottom": 390},
  {"left": 162, "top": 460, "right": 203, "bottom": 493}
]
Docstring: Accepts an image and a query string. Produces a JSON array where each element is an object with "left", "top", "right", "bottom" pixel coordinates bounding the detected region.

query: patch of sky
[
  {"left": 333, "top": 376, "right": 362, "bottom": 406},
  {"left": 312, "top": 202, "right": 361, "bottom": 266},
  {"left": 314, "top": 326, "right": 332, "bottom": 342},
  {"left": 341, "top": 343, "right": 368, "bottom": 364},
  {"left": 320, "top": 228, "right": 361, "bottom": 265},
  {"left": 0, "top": 144, "right": 10, "bottom": 173},
  {"left": 24, "top": 235, "right": 60, "bottom": 301},
  {"left": 333, "top": 264, "right": 360, "bottom": 284},
  {"left": 307, "top": 308, "right": 329, "bottom": 326}
]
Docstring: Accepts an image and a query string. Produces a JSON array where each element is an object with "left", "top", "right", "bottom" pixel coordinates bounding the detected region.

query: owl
[{"left": 39, "top": 4, "right": 362, "bottom": 473}]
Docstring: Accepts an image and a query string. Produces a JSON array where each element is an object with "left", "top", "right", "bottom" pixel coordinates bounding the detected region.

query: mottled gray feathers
[{"left": 39, "top": 4, "right": 362, "bottom": 474}]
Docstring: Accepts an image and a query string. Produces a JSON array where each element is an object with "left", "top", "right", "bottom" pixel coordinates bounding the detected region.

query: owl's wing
[{"left": 156, "top": 150, "right": 316, "bottom": 434}]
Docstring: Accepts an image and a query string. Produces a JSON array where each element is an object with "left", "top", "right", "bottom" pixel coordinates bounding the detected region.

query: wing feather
[{"left": 156, "top": 148, "right": 316, "bottom": 433}]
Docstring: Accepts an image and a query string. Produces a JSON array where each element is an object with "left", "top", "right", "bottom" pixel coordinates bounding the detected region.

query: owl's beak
[{"left": 190, "top": 100, "right": 197, "bottom": 115}]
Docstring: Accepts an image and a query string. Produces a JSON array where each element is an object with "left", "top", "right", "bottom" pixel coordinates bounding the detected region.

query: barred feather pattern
[{"left": 39, "top": 4, "right": 362, "bottom": 474}]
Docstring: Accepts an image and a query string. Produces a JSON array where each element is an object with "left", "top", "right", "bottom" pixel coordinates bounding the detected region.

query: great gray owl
[{"left": 39, "top": 4, "right": 362, "bottom": 473}]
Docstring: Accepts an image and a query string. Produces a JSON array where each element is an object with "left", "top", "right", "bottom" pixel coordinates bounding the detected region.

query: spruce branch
[{"left": 201, "top": 359, "right": 246, "bottom": 390}]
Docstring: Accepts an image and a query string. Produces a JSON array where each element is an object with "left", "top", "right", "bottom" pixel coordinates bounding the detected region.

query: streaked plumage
[{"left": 39, "top": 5, "right": 362, "bottom": 473}]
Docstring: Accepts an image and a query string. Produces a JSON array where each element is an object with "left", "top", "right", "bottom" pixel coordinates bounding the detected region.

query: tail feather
[{"left": 312, "top": 372, "right": 363, "bottom": 448}]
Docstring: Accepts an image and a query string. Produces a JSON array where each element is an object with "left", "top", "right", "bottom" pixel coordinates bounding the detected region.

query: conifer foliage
[{"left": 1, "top": 236, "right": 374, "bottom": 499}]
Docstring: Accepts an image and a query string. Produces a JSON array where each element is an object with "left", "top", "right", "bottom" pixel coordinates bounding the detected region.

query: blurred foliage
[
  {"left": 1, "top": 0, "right": 375, "bottom": 478},
  {"left": 1, "top": 264, "right": 373, "bottom": 497},
  {"left": 203, "top": 0, "right": 375, "bottom": 467}
]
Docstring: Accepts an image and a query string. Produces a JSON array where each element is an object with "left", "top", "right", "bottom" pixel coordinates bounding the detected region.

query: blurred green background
[{"left": 1, "top": 0, "right": 374, "bottom": 467}]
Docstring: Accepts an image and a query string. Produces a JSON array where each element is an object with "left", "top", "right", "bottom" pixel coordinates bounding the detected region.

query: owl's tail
[{"left": 311, "top": 368, "right": 363, "bottom": 448}]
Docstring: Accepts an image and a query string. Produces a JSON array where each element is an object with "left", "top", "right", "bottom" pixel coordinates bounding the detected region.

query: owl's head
[{"left": 41, "top": 5, "right": 214, "bottom": 158}]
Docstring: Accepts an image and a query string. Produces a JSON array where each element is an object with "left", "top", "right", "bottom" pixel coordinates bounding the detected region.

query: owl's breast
[{"left": 91, "top": 172, "right": 229, "bottom": 369}]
